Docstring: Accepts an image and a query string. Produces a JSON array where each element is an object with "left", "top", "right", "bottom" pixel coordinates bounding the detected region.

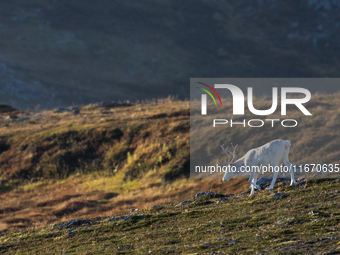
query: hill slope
[
  {"left": 0, "top": 94, "right": 339, "bottom": 234},
  {"left": 1, "top": 178, "right": 340, "bottom": 254}
]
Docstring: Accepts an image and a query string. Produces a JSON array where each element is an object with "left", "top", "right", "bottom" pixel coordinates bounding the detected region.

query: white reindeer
[{"left": 221, "top": 139, "right": 296, "bottom": 196}]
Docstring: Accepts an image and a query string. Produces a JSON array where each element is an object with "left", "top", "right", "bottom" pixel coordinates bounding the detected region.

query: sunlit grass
[
  {"left": 0, "top": 95, "right": 339, "bottom": 235},
  {"left": 21, "top": 180, "right": 51, "bottom": 192}
]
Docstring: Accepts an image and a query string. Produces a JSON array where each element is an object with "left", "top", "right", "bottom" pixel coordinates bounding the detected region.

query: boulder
[
  {"left": 273, "top": 193, "right": 287, "bottom": 198},
  {"left": 72, "top": 108, "right": 80, "bottom": 115},
  {"left": 195, "top": 191, "right": 217, "bottom": 198},
  {"left": 175, "top": 200, "right": 192, "bottom": 206}
]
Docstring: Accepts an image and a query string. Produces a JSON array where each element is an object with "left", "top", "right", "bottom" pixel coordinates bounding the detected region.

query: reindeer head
[{"left": 221, "top": 143, "right": 238, "bottom": 182}]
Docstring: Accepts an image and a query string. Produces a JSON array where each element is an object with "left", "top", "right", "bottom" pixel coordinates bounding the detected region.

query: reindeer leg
[
  {"left": 249, "top": 171, "right": 259, "bottom": 196},
  {"left": 253, "top": 172, "right": 260, "bottom": 189},
  {"left": 267, "top": 166, "right": 279, "bottom": 190},
  {"left": 249, "top": 184, "right": 255, "bottom": 196},
  {"left": 248, "top": 173, "right": 254, "bottom": 186},
  {"left": 284, "top": 159, "right": 296, "bottom": 186},
  {"left": 249, "top": 172, "right": 260, "bottom": 189},
  {"left": 247, "top": 166, "right": 255, "bottom": 196}
]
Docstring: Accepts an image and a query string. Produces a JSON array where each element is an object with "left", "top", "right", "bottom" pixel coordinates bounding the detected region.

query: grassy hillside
[
  {"left": 0, "top": 98, "right": 249, "bottom": 234},
  {"left": 0, "top": 94, "right": 339, "bottom": 238},
  {"left": 1, "top": 178, "right": 340, "bottom": 254}
]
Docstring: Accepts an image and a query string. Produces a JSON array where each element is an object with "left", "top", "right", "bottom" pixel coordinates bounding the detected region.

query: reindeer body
[{"left": 222, "top": 139, "right": 296, "bottom": 195}]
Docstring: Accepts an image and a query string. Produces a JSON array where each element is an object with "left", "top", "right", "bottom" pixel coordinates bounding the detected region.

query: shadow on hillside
[{"left": 0, "top": 182, "right": 14, "bottom": 194}]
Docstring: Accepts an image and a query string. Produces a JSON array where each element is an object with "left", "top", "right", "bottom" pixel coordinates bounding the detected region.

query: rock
[
  {"left": 277, "top": 217, "right": 294, "bottom": 224},
  {"left": 68, "top": 106, "right": 79, "bottom": 111},
  {"left": 124, "top": 216, "right": 132, "bottom": 221},
  {"left": 5, "top": 115, "right": 18, "bottom": 120},
  {"left": 130, "top": 208, "right": 139, "bottom": 213},
  {"left": 220, "top": 197, "right": 228, "bottom": 202},
  {"left": 124, "top": 214, "right": 146, "bottom": 221},
  {"left": 108, "top": 217, "right": 124, "bottom": 222},
  {"left": 117, "top": 245, "right": 132, "bottom": 250},
  {"left": 257, "top": 176, "right": 273, "bottom": 186},
  {"left": 98, "top": 101, "right": 113, "bottom": 107},
  {"left": 151, "top": 205, "right": 164, "bottom": 209},
  {"left": 273, "top": 193, "right": 286, "bottom": 198},
  {"left": 18, "top": 117, "right": 30, "bottom": 122},
  {"left": 55, "top": 108, "right": 67, "bottom": 113},
  {"left": 59, "top": 219, "right": 93, "bottom": 228},
  {"left": 195, "top": 191, "right": 217, "bottom": 198},
  {"left": 175, "top": 200, "right": 192, "bottom": 206},
  {"left": 296, "top": 181, "right": 306, "bottom": 187},
  {"left": 72, "top": 108, "right": 80, "bottom": 115},
  {"left": 258, "top": 176, "right": 292, "bottom": 186},
  {"left": 217, "top": 196, "right": 228, "bottom": 204}
]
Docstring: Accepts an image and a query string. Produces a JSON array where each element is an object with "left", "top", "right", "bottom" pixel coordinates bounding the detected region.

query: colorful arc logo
[{"left": 196, "top": 82, "right": 222, "bottom": 115}]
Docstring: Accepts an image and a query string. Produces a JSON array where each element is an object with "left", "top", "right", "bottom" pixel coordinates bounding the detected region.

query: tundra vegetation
[{"left": 0, "top": 94, "right": 339, "bottom": 253}]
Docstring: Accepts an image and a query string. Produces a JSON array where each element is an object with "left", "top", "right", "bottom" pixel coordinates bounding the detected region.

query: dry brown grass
[
  {"left": 0, "top": 94, "right": 339, "bottom": 233},
  {"left": 0, "top": 175, "right": 249, "bottom": 232}
]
